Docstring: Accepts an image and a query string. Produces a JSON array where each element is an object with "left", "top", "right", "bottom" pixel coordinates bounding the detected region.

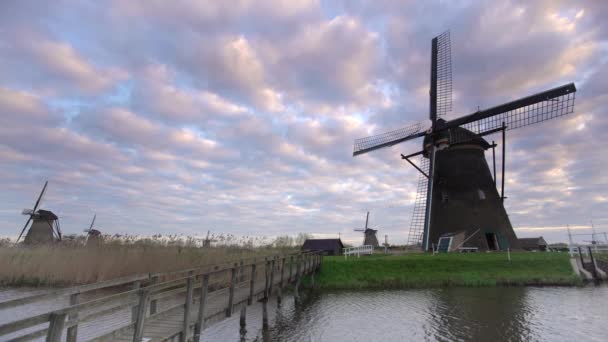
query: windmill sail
[
  {"left": 436, "top": 31, "right": 452, "bottom": 119},
  {"left": 353, "top": 122, "right": 424, "bottom": 156},
  {"left": 407, "top": 156, "right": 429, "bottom": 246},
  {"left": 447, "top": 83, "right": 576, "bottom": 143}
]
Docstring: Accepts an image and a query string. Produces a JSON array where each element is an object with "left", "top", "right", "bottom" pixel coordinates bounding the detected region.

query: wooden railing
[
  {"left": 343, "top": 245, "right": 374, "bottom": 258},
  {"left": 0, "top": 251, "right": 323, "bottom": 342}
]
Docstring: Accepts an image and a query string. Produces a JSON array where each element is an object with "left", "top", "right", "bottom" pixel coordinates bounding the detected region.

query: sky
[{"left": 0, "top": 0, "right": 606, "bottom": 245}]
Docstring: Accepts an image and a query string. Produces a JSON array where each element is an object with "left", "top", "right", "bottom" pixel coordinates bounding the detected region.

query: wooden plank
[
  {"left": 132, "top": 289, "right": 150, "bottom": 342},
  {"left": 0, "top": 313, "right": 50, "bottom": 336},
  {"left": 0, "top": 273, "right": 147, "bottom": 310},
  {"left": 46, "top": 312, "right": 67, "bottom": 342},
  {"left": 226, "top": 265, "right": 237, "bottom": 317},
  {"left": 193, "top": 274, "right": 209, "bottom": 342},
  {"left": 66, "top": 292, "right": 80, "bottom": 342},
  {"left": 180, "top": 271, "right": 194, "bottom": 342},
  {"left": 248, "top": 262, "right": 256, "bottom": 305}
]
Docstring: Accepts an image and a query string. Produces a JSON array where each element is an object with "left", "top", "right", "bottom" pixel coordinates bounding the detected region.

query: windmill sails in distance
[
  {"left": 85, "top": 214, "right": 103, "bottom": 246},
  {"left": 352, "top": 31, "right": 577, "bottom": 252},
  {"left": 17, "top": 181, "right": 62, "bottom": 244},
  {"left": 354, "top": 211, "right": 379, "bottom": 247}
]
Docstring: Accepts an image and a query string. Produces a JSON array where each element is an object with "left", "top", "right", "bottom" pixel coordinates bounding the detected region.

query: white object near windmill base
[{"left": 343, "top": 245, "right": 374, "bottom": 259}]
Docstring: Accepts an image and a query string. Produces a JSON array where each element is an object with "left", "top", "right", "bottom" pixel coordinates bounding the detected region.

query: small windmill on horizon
[
  {"left": 352, "top": 31, "right": 577, "bottom": 252},
  {"left": 354, "top": 211, "right": 380, "bottom": 247},
  {"left": 203, "top": 230, "right": 217, "bottom": 247},
  {"left": 84, "top": 214, "right": 103, "bottom": 246}
]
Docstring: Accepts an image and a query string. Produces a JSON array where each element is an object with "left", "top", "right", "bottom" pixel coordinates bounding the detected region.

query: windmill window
[{"left": 477, "top": 189, "right": 486, "bottom": 200}]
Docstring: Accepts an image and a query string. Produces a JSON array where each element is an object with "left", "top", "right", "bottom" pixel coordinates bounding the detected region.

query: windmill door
[{"left": 485, "top": 233, "right": 498, "bottom": 251}]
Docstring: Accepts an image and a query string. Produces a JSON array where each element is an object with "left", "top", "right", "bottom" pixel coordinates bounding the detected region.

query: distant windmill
[
  {"left": 203, "top": 230, "right": 217, "bottom": 247},
  {"left": 352, "top": 31, "right": 577, "bottom": 252},
  {"left": 354, "top": 212, "right": 379, "bottom": 247},
  {"left": 17, "top": 181, "right": 62, "bottom": 244},
  {"left": 84, "top": 214, "right": 102, "bottom": 246}
]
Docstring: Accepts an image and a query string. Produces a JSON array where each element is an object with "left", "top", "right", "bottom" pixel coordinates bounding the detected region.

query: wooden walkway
[{"left": 0, "top": 252, "right": 322, "bottom": 341}]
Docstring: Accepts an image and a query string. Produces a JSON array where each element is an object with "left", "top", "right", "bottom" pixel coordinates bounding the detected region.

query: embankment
[{"left": 313, "top": 252, "right": 581, "bottom": 289}]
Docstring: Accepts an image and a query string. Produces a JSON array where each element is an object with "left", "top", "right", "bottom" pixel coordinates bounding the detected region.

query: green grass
[{"left": 313, "top": 252, "right": 581, "bottom": 289}]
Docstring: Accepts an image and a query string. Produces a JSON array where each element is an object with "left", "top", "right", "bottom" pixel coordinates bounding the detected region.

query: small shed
[
  {"left": 518, "top": 237, "right": 548, "bottom": 251},
  {"left": 436, "top": 231, "right": 467, "bottom": 252},
  {"left": 302, "top": 239, "right": 344, "bottom": 256}
]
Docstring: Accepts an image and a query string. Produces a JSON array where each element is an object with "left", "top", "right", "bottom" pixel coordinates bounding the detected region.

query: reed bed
[{"left": 0, "top": 234, "right": 295, "bottom": 287}]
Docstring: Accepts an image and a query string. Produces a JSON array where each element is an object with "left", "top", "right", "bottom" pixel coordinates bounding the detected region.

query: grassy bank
[{"left": 314, "top": 252, "right": 580, "bottom": 289}]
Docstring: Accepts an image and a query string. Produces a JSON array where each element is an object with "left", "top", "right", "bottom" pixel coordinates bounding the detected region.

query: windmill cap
[
  {"left": 35, "top": 209, "right": 58, "bottom": 220},
  {"left": 423, "top": 120, "right": 490, "bottom": 155}
]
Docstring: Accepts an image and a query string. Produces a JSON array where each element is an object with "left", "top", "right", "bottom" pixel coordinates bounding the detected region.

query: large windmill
[
  {"left": 352, "top": 31, "right": 577, "bottom": 252},
  {"left": 17, "top": 181, "right": 62, "bottom": 244},
  {"left": 354, "top": 211, "right": 380, "bottom": 247}
]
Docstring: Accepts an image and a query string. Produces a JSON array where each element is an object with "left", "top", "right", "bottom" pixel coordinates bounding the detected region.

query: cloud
[
  {"left": 0, "top": 31, "right": 127, "bottom": 96},
  {"left": 0, "top": 0, "right": 606, "bottom": 245}
]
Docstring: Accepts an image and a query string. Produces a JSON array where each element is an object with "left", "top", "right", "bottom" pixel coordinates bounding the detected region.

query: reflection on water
[{"left": 203, "top": 286, "right": 608, "bottom": 342}]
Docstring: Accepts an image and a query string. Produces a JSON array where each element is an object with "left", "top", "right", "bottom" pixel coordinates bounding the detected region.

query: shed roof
[{"left": 302, "top": 239, "right": 344, "bottom": 251}]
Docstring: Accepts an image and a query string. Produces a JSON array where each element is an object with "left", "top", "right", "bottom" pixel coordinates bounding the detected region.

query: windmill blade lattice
[
  {"left": 462, "top": 91, "right": 575, "bottom": 134},
  {"left": 353, "top": 122, "right": 424, "bottom": 156},
  {"left": 407, "top": 156, "right": 429, "bottom": 246},
  {"left": 448, "top": 84, "right": 576, "bottom": 144},
  {"left": 436, "top": 31, "right": 452, "bottom": 118}
]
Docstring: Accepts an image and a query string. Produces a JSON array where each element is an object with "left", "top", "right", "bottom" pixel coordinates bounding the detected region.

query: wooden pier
[{"left": 0, "top": 251, "right": 322, "bottom": 341}]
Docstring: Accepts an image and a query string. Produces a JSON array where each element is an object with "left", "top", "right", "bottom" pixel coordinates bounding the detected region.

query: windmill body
[
  {"left": 23, "top": 209, "right": 59, "bottom": 245},
  {"left": 85, "top": 214, "right": 103, "bottom": 247},
  {"left": 363, "top": 228, "right": 380, "bottom": 247},
  {"left": 352, "top": 31, "right": 577, "bottom": 252},
  {"left": 423, "top": 124, "right": 519, "bottom": 250},
  {"left": 355, "top": 212, "right": 380, "bottom": 247}
]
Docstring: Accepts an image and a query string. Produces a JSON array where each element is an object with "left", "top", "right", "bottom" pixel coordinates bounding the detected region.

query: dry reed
[{"left": 0, "top": 234, "right": 293, "bottom": 287}]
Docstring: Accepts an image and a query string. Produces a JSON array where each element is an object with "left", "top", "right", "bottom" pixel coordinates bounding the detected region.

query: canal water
[{"left": 204, "top": 286, "right": 608, "bottom": 342}]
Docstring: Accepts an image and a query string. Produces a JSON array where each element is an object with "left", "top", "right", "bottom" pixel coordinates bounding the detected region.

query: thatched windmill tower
[
  {"left": 17, "top": 181, "right": 62, "bottom": 244},
  {"left": 354, "top": 212, "right": 379, "bottom": 247},
  {"left": 353, "top": 31, "right": 577, "bottom": 252}
]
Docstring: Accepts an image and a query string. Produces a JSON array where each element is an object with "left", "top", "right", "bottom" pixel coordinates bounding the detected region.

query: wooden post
[
  {"left": 47, "top": 312, "right": 67, "bottom": 342},
  {"left": 264, "top": 259, "right": 269, "bottom": 298},
  {"left": 131, "top": 280, "right": 141, "bottom": 323},
  {"left": 262, "top": 299, "right": 269, "bottom": 330},
  {"left": 294, "top": 255, "right": 302, "bottom": 300},
  {"left": 239, "top": 305, "right": 247, "bottom": 331},
  {"left": 262, "top": 258, "right": 270, "bottom": 330},
  {"left": 588, "top": 246, "right": 598, "bottom": 279},
  {"left": 268, "top": 257, "right": 276, "bottom": 297},
  {"left": 239, "top": 259, "right": 245, "bottom": 283},
  {"left": 226, "top": 264, "right": 237, "bottom": 317},
  {"left": 279, "top": 256, "right": 286, "bottom": 288},
  {"left": 66, "top": 292, "right": 80, "bottom": 342},
  {"left": 180, "top": 271, "right": 194, "bottom": 342},
  {"left": 193, "top": 274, "right": 209, "bottom": 342},
  {"left": 289, "top": 255, "right": 294, "bottom": 283},
  {"left": 149, "top": 275, "right": 159, "bottom": 315},
  {"left": 248, "top": 261, "right": 256, "bottom": 305},
  {"left": 133, "top": 289, "right": 150, "bottom": 342}
]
